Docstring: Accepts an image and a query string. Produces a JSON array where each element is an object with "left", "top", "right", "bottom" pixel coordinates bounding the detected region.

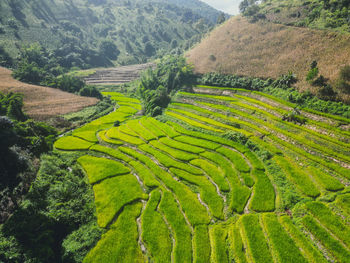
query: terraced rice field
[{"left": 54, "top": 87, "right": 350, "bottom": 262}]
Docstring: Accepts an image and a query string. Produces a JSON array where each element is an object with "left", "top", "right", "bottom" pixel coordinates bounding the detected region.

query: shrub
[
  {"left": 79, "top": 86, "right": 103, "bottom": 99},
  {"left": 306, "top": 67, "right": 319, "bottom": 82}
]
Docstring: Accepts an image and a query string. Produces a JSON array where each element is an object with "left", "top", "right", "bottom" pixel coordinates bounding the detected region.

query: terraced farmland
[{"left": 54, "top": 87, "right": 350, "bottom": 262}]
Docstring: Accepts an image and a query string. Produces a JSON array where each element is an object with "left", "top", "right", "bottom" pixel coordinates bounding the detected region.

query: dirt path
[
  {"left": 0, "top": 67, "right": 98, "bottom": 120},
  {"left": 84, "top": 63, "right": 155, "bottom": 86}
]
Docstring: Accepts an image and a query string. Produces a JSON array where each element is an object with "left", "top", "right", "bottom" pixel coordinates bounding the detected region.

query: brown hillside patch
[
  {"left": 0, "top": 67, "right": 98, "bottom": 120},
  {"left": 186, "top": 16, "right": 350, "bottom": 99}
]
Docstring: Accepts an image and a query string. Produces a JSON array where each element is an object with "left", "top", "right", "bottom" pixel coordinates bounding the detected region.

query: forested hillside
[{"left": 0, "top": 0, "right": 221, "bottom": 68}]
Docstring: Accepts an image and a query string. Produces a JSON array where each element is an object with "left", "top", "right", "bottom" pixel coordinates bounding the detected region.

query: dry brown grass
[
  {"left": 0, "top": 67, "right": 98, "bottom": 120},
  {"left": 186, "top": 16, "right": 350, "bottom": 100}
]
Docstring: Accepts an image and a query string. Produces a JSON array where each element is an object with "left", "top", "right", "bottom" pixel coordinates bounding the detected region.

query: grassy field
[{"left": 54, "top": 88, "right": 350, "bottom": 262}]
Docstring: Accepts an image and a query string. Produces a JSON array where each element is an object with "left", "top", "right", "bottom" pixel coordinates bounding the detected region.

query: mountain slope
[
  {"left": 186, "top": 16, "right": 350, "bottom": 100},
  {"left": 146, "top": 0, "right": 228, "bottom": 23},
  {"left": 243, "top": 0, "right": 350, "bottom": 33},
  {"left": 0, "top": 0, "right": 221, "bottom": 67}
]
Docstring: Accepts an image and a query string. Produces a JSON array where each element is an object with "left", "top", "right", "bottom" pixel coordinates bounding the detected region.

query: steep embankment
[
  {"left": 186, "top": 16, "right": 350, "bottom": 93},
  {"left": 0, "top": 67, "right": 98, "bottom": 120}
]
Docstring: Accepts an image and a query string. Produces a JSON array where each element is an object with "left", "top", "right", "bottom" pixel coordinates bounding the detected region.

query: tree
[
  {"left": 217, "top": 13, "right": 226, "bottom": 24},
  {"left": 239, "top": 0, "right": 257, "bottom": 13},
  {"left": 144, "top": 42, "right": 156, "bottom": 57},
  {"left": 137, "top": 56, "right": 195, "bottom": 116},
  {"left": 99, "top": 39, "right": 120, "bottom": 60}
]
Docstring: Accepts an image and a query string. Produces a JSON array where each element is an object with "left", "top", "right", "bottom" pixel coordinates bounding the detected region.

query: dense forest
[{"left": 0, "top": 0, "right": 223, "bottom": 68}]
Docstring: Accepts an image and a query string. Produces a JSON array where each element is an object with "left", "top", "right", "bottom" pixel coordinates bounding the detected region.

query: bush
[
  {"left": 79, "top": 86, "right": 102, "bottom": 99},
  {"left": 306, "top": 67, "right": 319, "bottom": 82}
]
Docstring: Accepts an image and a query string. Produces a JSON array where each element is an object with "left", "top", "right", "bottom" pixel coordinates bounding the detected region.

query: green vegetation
[
  {"left": 127, "top": 119, "right": 158, "bottom": 141},
  {"left": 93, "top": 175, "right": 148, "bottom": 228},
  {"left": 279, "top": 215, "right": 327, "bottom": 263},
  {"left": 305, "top": 201, "right": 350, "bottom": 247},
  {"left": 175, "top": 135, "right": 220, "bottom": 150},
  {"left": 229, "top": 225, "right": 248, "bottom": 263},
  {"left": 240, "top": 214, "right": 274, "bottom": 263},
  {"left": 0, "top": 0, "right": 219, "bottom": 69},
  {"left": 209, "top": 224, "right": 228, "bottom": 263},
  {"left": 139, "top": 117, "right": 167, "bottom": 138},
  {"left": 138, "top": 56, "right": 196, "bottom": 116},
  {"left": 89, "top": 144, "right": 132, "bottom": 163},
  {"left": 171, "top": 168, "right": 224, "bottom": 220},
  {"left": 106, "top": 127, "right": 145, "bottom": 145},
  {"left": 308, "top": 166, "right": 344, "bottom": 192},
  {"left": 262, "top": 214, "right": 307, "bottom": 263},
  {"left": 250, "top": 170, "right": 275, "bottom": 212},
  {"left": 230, "top": 185, "right": 251, "bottom": 214},
  {"left": 4, "top": 70, "right": 350, "bottom": 262},
  {"left": 0, "top": 152, "right": 100, "bottom": 263},
  {"left": 141, "top": 190, "right": 172, "bottom": 263},
  {"left": 159, "top": 137, "right": 205, "bottom": 154},
  {"left": 78, "top": 155, "right": 130, "bottom": 184},
  {"left": 150, "top": 140, "right": 197, "bottom": 162},
  {"left": 336, "top": 194, "right": 350, "bottom": 215},
  {"left": 302, "top": 215, "right": 350, "bottom": 262},
  {"left": 190, "top": 159, "right": 230, "bottom": 192},
  {"left": 245, "top": 0, "right": 350, "bottom": 33},
  {"left": 83, "top": 203, "right": 144, "bottom": 263},
  {"left": 129, "top": 161, "right": 160, "bottom": 190},
  {"left": 139, "top": 144, "right": 202, "bottom": 175},
  {"left": 159, "top": 190, "right": 193, "bottom": 263},
  {"left": 193, "top": 225, "right": 211, "bottom": 263},
  {"left": 54, "top": 136, "right": 95, "bottom": 151},
  {"left": 216, "top": 147, "right": 250, "bottom": 173},
  {"left": 0, "top": 92, "right": 57, "bottom": 217},
  {"left": 274, "top": 156, "right": 321, "bottom": 198},
  {"left": 73, "top": 131, "right": 98, "bottom": 143}
]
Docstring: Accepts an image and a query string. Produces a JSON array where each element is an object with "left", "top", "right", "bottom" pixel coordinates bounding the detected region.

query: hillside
[
  {"left": 186, "top": 16, "right": 350, "bottom": 100},
  {"left": 243, "top": 0, "right": 350, "bottom": 33},
  {"left": 0, "top": 67, "right": 98, "bottom": 120},
  {"left": 0, "top": 0, "right": 221, "bottom": 67}
]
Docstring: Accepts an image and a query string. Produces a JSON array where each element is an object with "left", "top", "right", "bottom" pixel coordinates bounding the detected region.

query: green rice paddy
[{"left": 54, "top": 89, "right": 350, "bottom": 262}]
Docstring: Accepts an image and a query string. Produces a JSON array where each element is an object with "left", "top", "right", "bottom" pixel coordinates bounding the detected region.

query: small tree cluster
[{"left": 335, "top": 65, "right": 350, "bottom": 94}]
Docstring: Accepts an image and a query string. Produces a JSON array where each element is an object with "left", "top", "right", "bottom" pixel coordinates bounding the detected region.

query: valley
[{"left": 0, "top": 0, "right": 350, "bottom": 262}]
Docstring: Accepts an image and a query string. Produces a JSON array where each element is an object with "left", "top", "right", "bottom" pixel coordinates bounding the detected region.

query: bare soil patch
[{"left": 0, "top": 67, "right": 98, "bottom": 120}]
